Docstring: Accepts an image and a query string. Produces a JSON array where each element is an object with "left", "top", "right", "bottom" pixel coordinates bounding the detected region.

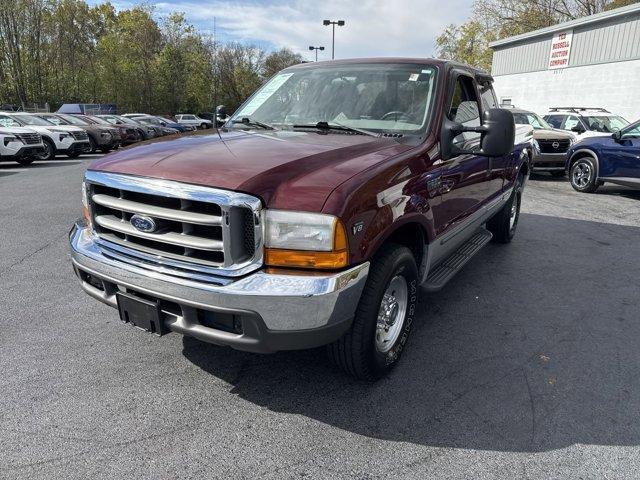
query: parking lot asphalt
[{"left": 1, "top": 155, "right": 640, "bottom": 479}]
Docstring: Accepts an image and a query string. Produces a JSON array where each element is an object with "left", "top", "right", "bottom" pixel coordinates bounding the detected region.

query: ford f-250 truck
[{"left": 69, "top": 59, "right": 530, "bottom": 380}]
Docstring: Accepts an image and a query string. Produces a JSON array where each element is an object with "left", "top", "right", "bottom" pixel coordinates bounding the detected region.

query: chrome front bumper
[{"left": 69, "top": 222, "right": 369, "bottom": 353}]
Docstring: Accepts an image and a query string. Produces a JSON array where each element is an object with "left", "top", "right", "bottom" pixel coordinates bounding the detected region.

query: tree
[
  {"left": 436, "top": 21, "right": 496, "bottom": 70},
  {"left": 215, "top": 43, "right": 266, "bottom": 111},
  {"left": 263, "top": 48, "right": 303, "bottom": 78}
]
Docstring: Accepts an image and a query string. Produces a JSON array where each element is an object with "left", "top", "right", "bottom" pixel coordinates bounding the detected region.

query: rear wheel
[
  {"left": 570, "top": 157, "right": 598, "bottom": 193},
  {"left": 328, "top": 244, "right": 418, "bottom": 380},
  {"left": 200, "top": 123, "right": 208, "bottom": 130},
  {"left": 487, "top": 172, "right": 523, "bottom": 243}
]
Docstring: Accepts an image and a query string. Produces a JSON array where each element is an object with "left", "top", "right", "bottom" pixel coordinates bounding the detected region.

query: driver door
[
  {"left": 433, "top": 73, "right": 491, "bottom": 237},
  {"left": 599, "top": 124, "right": 640, "bottom": 179}
]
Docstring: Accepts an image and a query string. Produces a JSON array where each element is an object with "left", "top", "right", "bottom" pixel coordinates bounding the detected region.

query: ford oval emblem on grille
[
  {"left": 552, "top": 141, "right": 560, "bottom": 149},
  {"left": 130, "top": 214, "right": 158, "bottom": 233}
]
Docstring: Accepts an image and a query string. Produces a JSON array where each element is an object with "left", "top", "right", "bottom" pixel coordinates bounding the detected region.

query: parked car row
[
  {"left": 509, "top": 106, "right": 638, "bottom": 193},
  {"left": 0, "top": 110, "right": 200, "bottom": 166}
]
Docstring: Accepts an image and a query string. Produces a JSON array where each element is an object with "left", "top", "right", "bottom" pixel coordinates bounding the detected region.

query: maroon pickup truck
[{"left": 70, "top": 58, "right": 530, "bottom": 380}]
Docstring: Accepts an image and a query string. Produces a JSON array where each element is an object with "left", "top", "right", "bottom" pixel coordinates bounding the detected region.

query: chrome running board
[{"left": 423, "top": 228, "right": 493, "bottom": 292}]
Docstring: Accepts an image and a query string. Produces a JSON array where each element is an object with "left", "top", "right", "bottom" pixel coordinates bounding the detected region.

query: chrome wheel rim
[
  {"left": 376, "top": 275, "right": 408, "bottom": 353},
  {"left": 573, "top": 162, "right": 592, "bottom": 188}
]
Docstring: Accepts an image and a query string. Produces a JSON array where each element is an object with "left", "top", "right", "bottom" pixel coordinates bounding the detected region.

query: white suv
[
  {"left": 175, "top": 114, "right": 212, "bottom": 129},
  {"left": 543, "top": 108, "right": 630, "bottom": 141},
  {"left": 0, "top": 112, "right": 90, "bottom": 160},
  {"left": 0, "top": 127, "right": 45, "bottom": 166}
]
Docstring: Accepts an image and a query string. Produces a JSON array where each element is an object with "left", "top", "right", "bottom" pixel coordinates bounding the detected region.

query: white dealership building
[{"left": 489, "top": 3, "right": 640, "bottom": 121}]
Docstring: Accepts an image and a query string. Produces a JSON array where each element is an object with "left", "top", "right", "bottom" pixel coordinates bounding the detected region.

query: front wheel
[
  {"left": 328, "top": 244, "right": 418, "bottom": 380},
  {"left": 487, "top": 173, "right": 523, "bottom": 243},
  {"left": 37, "top": 139, "right": 55, "bottom": 161},
  {"left": 570, "top": 157, "right": 598, "bottom": 193}
]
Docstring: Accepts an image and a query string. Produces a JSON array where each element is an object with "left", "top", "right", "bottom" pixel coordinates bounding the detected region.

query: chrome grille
[
  {"left": 85, "top": 171, "right": 263, "bottom": 279},
  {"left": 16, "top": 133, "right": 42, "bottom": 145},
  {"left": 71, "top": 130, "right": 89, "bottom": 141}
]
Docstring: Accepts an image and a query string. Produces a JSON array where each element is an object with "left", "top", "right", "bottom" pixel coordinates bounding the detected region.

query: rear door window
[{"left": 562, "top": 115, "right": 581, "bottom": 130}]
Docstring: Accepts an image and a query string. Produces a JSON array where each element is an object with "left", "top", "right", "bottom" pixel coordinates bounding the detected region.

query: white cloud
[{"left": 150, "top": 0, "right": 473, "bottom": 61}]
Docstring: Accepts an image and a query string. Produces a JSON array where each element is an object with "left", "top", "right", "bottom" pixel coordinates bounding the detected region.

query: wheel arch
[
  {"left": 366, "top": 218, "right": 430, "bottom": 282},
  {"left": 568, "top": 148, "right": 600, "bottom": 178}
]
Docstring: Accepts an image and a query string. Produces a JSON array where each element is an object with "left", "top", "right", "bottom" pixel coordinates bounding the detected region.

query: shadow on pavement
[{"left": 182, "top": 213, "right": 640, "bottom": 453}]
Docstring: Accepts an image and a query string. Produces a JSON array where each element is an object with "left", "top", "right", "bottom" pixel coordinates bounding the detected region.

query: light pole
[
  {"left": 322, "top": 19, "right": 345, "bottom": 59},
  {"left": 308, "top": 45, "right": 325, "bottom": 61}
]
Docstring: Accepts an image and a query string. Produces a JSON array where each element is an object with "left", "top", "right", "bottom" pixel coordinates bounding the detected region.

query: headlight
[
  {"left": 3, "top": 136, "right": 20, "bottom": 146},
  {"left": 264, "top": 210, "right": 348, "bottom": 269},
  {"left": 51, "top": 129, "right": 72, "bottom": 140},
  {"left": 569, "top": 136, "right": 577, "bottom": 146},
  {"left": 100, "top": 130, "right": 111, "bottom": 138}
]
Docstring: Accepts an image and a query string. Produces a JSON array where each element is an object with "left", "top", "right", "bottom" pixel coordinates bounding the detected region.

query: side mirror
[
  {"left": 613, "top": 130, "right": 623, "bottom": 141},
  {"left": 571, "top": 125, "right": 585, "bottom": 133},
  {"left": 441, "top": 108, "right": 515, "bottom": 160},
  {"left": 216, "top": 105, "right": 227, "bottom": 117}
]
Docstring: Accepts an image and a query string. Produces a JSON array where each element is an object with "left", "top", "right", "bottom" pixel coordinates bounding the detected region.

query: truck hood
[{"left": 90, "top": 129, "right": 411, "bottom": 211}]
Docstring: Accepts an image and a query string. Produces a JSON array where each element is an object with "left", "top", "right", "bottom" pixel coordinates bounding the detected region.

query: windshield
[
  {"left": 13, "top": 114, "right": 54, "bottom": 126},
  {"left": 0, "top": 115, "right": 22, "bottom": 128},
  {"left": 582, "top": 115, "right": 629, "bottom": 133},
  {"left": 513, "top": 112, "right": 552, "bottom": 130},
  {"left": 85, "top": 116, "right": 110, "bottom": 125},
  {"left": 229, "top": 63, "right": 438, "bottom": 137},
  {"left": 58, "top": 114, "right": 89, "bottom": 126},
  {"left": 119, "top": 117, "right": 140, "bottom": 125},
  {"left": 139, "top": 117, "right": 159, "bottom": 125},
  {"left": 39, "top": 115, "right": 68, "bottom": 126}
]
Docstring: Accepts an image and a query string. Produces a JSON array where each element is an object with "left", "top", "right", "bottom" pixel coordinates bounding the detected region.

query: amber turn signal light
[{"left": 82, "top": 206, "right": 92, "bottom": 227}]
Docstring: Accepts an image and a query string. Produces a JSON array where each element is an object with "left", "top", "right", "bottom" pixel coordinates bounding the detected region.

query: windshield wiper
[
  {"left": 292, "top": 121, "right": 378, "bottom": 137},
  {"left": 230, "top": 117, "right": 275, "bottom": 130}
]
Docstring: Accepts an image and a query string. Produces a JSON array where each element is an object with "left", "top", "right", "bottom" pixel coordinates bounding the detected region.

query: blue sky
[{"left": 87, "top": 0, "right": 474, "bottom": 61}]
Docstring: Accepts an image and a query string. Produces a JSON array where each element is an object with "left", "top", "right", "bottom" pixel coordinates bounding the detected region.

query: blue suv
[{"left": 566, "top": 120, "right": 640, "bottom": 193}]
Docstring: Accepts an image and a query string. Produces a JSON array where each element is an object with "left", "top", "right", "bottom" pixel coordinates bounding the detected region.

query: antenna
[{"left": 213, "top": 16, "right": 220, "bottom": 137}]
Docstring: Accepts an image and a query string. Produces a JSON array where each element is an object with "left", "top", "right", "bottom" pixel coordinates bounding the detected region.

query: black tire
[
  {"left": 88, "top": 136, "right": 97, "bottom": 153},
  {"left": 327, "top": 243, "right": 418, "bottom": 380},
  {"left": 551, "top": 171, "right": 565, "bottom": 178},
  {"left": 15, "top": 156, "right": 35, "bottom": 166},
  {"left": 37, "top": 138, "right": 55, "bottom": 161},
  {"left": 570, "top": 157, "right": 599, "bottom": 193},
  {"left": 200, "top": 123, "right": 208, "bottom": 130},
  {"left": 487, "top": 173, "right": 523, "bottom": 244}
]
